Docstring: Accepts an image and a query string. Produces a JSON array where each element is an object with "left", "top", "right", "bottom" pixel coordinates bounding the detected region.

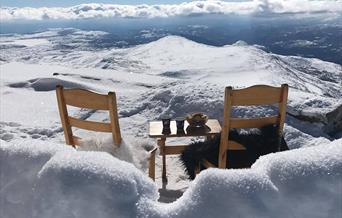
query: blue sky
[{"left": 1, "top": 0, "right": 247, "bottom": 7}]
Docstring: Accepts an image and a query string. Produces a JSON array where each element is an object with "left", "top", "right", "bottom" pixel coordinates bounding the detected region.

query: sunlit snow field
[{"left": 1, "top": 25, "right": 342, "bottom": 217}]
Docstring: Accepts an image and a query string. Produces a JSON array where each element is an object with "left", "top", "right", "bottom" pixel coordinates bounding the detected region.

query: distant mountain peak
[
  {"left": 232, "top": 40, "right": 249, "bottom": 46},
  {"left": 150, "top": 35, "right": 203, "bottom": 47}
]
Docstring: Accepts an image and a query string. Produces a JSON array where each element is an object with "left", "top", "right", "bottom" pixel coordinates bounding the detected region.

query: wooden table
[{"left": 149, "top": 119, "right": 221, "bottom": 183}]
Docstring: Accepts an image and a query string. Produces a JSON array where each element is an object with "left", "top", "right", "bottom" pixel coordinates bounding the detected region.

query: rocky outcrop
[{"left": 325, "top": 104, "right": 342, "bottom": 137}]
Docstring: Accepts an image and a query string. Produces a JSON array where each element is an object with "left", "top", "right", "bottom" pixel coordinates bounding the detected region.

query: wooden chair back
[
  {"left": 56, "top": 85, "right": 122, "bottom": 147},
  {"left": 218, "top": 84, "right": 288, "bottom": 168}
]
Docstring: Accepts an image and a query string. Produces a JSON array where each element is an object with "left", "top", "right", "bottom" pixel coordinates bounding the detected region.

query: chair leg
[
  {"left": 148, "top": 147, "right": 157, "bottom": 181},
  {"left": 157, "top": 138, "right": 167, "bottom": 183},
  {"left": 194, "top": 162, "right": 200, "bottom": 176}
]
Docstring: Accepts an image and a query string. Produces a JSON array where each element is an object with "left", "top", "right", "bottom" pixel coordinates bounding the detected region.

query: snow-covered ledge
[{"left": 1, "top": 138, "right": 341, "bottom": 218}]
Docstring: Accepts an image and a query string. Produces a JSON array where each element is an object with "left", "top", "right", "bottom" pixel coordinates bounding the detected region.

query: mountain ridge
[{"left": 1, "top": 31, "right": 341, "bottom": 136}]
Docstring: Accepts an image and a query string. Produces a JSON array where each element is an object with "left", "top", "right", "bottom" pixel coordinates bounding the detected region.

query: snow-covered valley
[{"left": 1, "top": 29, "right": 341, "bottom": 217}]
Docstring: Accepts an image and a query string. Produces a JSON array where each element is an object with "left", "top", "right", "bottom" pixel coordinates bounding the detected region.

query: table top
[{"left": 149, "top": 119, "right": 221, "bottom": 138}]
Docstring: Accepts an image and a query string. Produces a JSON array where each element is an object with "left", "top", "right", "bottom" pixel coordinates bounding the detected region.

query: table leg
[{"left": 158, "top": 137, "right": 167, "bottom": 183}]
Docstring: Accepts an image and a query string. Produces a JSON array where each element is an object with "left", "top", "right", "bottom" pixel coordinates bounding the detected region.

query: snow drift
[
  {"left": 35, "top": 151, "right": 158, "bottom": 218},
  {"left": 0, "top": 140, "right": 74, "bottom": 218},
  {"left": 1, "top": 138, "right": 341, "bottom": 218},
  {"left": 8, "top": 77, "right": 88, "bottom": 91},
  {"left": 0, "top": 140, "right": 158, "bottom": 218}
]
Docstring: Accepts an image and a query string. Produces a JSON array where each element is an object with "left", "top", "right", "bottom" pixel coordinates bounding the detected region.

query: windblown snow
[
  {"left": 1, "top": 29, "right": 341, "bottom": 217},
  {"left": 1, "top": 138, "right": 341, "bottom": 218}
]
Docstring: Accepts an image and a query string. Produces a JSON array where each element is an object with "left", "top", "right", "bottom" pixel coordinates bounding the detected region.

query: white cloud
[{"left": 1, "top": 0, "right": 341, "bottom": 21}]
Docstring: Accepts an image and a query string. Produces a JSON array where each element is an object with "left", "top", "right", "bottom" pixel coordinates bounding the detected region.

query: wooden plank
[
  {"left": 227, "top": 141, "right": 246, "bottom": 150},
  {"left": 231, "top": 85, "right": 282, "bottom": 106},
  {"left": 202, "top": 159, "right": 216, "bottom": 168},
  {"left": 72, "top": 136, "right": 82, "bottom": 146},
  {"left": 278, "top": 84, "right": 288, "bottom": 136},
  {"left": 161, "top": 145, "right": 187, "bottom": 155},
  {"left": 148, "top": 147, "right": 157, "bottom": 181},
  {"left": 219, "top": 87, "right": 232, "bottom": 169},
  {"left": 56, "top": 85, "right": 74, "bottom": 146},
  {"left": 195, "top": 163, "right": 200, "bottom": 175},
  {"left": 68, "top": 116, "right": 112, "bottom": 132},
  {"left": 229, "top": 116, "right": 278, "bottom": 128},
  {"left": 108, "top": 92, "right": 122, "bottom": 146},
  {"left": 63, "top": 88, "right": 109, "bottom": 110}
]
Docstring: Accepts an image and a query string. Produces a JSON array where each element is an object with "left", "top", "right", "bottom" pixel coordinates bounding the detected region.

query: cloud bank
[{"left": 1, "top": 0, "right": 341, "bottom": 21}]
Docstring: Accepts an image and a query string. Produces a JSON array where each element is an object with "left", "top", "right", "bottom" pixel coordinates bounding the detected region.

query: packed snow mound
[
  {"left": 78, "top": 136, "right": 152, "bottom": 172},
  {"left": 8, "top": 77, "right": 88, "bottom": 91},
  {"left": 36, "top": 151, "right": 158, "bottom": 218},
  {"left": 0, "top": 140, "right": 74, "bottom": 218},
  {"left": 139, "top": 139, "right": 342, "bottom": 218},
  {"left": 1, "top": 138, "right": 341, "bottom": 218},
  {"left": 0, "top": 140, "right": 158, "bottom": 218}
]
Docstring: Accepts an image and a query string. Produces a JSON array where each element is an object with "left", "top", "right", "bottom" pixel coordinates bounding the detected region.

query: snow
[
  {"left": 1, "top": 138, "right": 341, "bottom": 218},
  {"left": 35, "top": 151, "right": 158, "bottom": 218},
  {"left": 0, "top": 140, "right": 74, "bottom": 218},
  {"left": 0, "top": 29, "right": 342, "bottom": 216},
  {"left": 9, "top": 39, "right": 50, "bottom": 47},
  {"left": 78, "top": 137, "right": 152, "bottom": 172},
  {"left": 149, "top": 139, "right": 342, "bottom": 218}
]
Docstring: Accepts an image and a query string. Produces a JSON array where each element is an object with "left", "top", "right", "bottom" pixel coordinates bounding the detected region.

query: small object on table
[
  {"left": 186, "top": 125, "right": 211, "bottom": 135},
  {"left": 175, "top": 117, "right": 185, "bottom": 130},
  {"left": 186, "top": 112, "right": 208, "bottom": 127},
  {"left": 162, "top": 128, "right": 171, "bottom": 135},
  {"left": 161, "top": 116, "right": 171, "bottom": 130},
  {"left": 177, "top": 129, "right": 186, "bottom": 135}
]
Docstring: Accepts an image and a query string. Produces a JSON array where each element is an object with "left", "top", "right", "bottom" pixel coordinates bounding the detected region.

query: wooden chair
[
  {"left": 56, "top": 85, "right": 157, "bottom": 180},
  {"left": 203, "top": 84, "right": 288, "bottom": 169},
  {"left": 56, "top": 85, "right": 122, "bottom": 147}
]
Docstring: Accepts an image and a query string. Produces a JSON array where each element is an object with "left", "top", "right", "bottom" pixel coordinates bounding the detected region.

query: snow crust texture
[
  {"left": 0, "top": 140, "right": 158, "bottom": 218},
  {"left": 1, "top": 139, "right": 341, "bottom": 218}
]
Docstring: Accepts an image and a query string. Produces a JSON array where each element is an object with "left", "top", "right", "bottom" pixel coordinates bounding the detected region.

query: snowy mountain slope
[
  {"left": 1, "top": 30, "right": 340, "bottom": 135},
  {"left": 1, "top": 29, "right": 341, "bottom": 196}
]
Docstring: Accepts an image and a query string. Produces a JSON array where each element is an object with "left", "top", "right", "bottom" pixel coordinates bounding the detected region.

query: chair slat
[
  {"left": 161, "top": 145, "right": 187, "bottom": 155},
  {"left": 72, "top": 136, "right": 82, "bottom": 146},
  {"left": 230, "top": 116, "right": 278, "bottom": 128},
  {"left": 63, "top": 89, "right": 109, "bottom": 110},
  {"left": 69, "top": 117, "right": 112, "bottom": 132},
  {"left": 227, "top": 141, "right": 246, "bottom": 150},
  {"left": 202, "top": 159, "right": 216, "bottom": 168},
  {"left": 231, "top": 85, "right": 282, "bottom": 106}
]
